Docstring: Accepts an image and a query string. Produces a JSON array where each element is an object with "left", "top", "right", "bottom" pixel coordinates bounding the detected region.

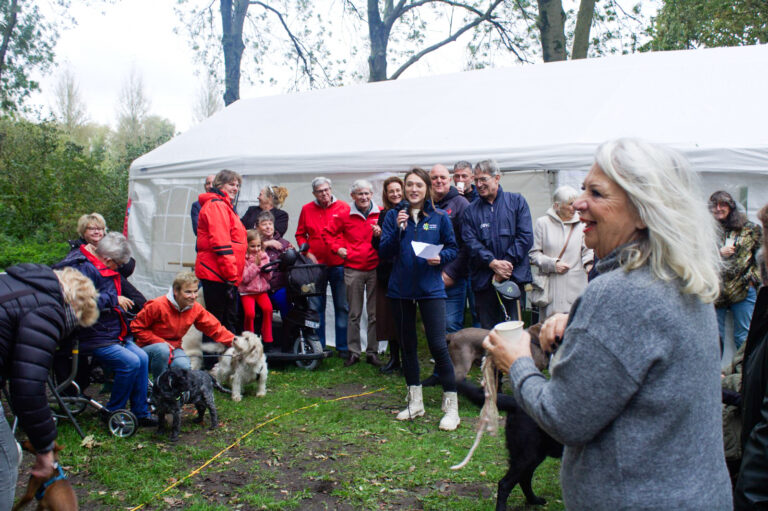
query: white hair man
[{"left": 322, "top": 179, "right": 383, "bottom": 367}]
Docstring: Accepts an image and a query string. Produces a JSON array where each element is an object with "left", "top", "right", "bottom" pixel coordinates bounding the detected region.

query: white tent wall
[{"left": 128, "top": 44, "right": 768, "bottom": 347}]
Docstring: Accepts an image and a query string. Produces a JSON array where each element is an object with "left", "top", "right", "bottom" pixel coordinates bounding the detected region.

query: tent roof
[{"left": 131, "top": 44, "right": 768, "bottom": 178}]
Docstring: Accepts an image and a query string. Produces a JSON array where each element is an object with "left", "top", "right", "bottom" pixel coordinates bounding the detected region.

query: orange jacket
[
  {"left": 132, "top": 293, "right": 234, "bottom": 350},
  {"left": 195, "top": 191, "right": 247, "bottom": 285}
]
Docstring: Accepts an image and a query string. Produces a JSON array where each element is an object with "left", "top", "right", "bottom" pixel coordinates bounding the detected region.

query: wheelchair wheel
[
  {"left": 293, "top": 338, "right": 323, "bottom": 371},
  {"left": 107, "top": 409, "right": 138, "bottom": 438}
]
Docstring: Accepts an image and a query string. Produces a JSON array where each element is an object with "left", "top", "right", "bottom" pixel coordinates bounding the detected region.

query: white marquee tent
[{"left": 128, "top": 43, "right": 768, "bottom": 303}]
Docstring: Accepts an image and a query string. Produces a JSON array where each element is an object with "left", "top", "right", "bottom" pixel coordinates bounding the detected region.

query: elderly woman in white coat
[{"left": 529, "top": 185, "right": 593, "bottom": 320}]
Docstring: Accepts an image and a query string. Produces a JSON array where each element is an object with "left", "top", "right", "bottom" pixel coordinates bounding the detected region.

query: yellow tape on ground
[{"left": 129, "top": 387, "right": 385, "bottom": 510}]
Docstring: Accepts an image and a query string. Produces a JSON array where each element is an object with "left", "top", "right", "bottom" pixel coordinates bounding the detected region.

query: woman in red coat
[{"left": 195, "top": 169, "right": 247, "bottom": 362}]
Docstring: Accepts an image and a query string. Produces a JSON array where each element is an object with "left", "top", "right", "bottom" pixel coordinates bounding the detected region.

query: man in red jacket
[
  {"left": 295, "top": 177, "right": 351, "bottom": 357},
  {"left": 323, "top": 180, "right": 382, "bottom": 367}
]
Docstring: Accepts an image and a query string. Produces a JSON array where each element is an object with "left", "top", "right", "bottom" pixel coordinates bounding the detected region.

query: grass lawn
[{"left": 10, "top": 342, "right": 563, "bottom": 510}]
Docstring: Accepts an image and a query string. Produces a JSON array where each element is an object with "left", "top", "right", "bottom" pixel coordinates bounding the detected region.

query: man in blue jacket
[
  {"left": 461, "top": 159, "right": 533, "bottom": 328},
  {"left": 190, "top": 174, "right": 215, "bottom": 236},
  {"left": 430, "top": 164, "right": 470, "bottom": 334}
]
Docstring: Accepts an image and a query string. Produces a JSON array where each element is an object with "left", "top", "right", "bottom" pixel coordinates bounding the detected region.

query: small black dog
[
  {"left": 457, "top": 380, "right": 563, "bottom": 509},
  {"left": 152, "top": 366, "right": 226, "bottom": 441}
]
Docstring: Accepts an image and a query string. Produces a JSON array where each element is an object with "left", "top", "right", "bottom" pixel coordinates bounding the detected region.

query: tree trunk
[
  {"left": 367, "top": 0, "right": 389, "bottom": 82},
  {"left": 571, "top": 0, "right": 596, "bottom": 59},
  {"left": 536, "top": 0, "right": 567, "bottom": 62},
  {"left": 0, "top": 0, "right": 19, "bottom": 82},
  {"left": 220, "top": 0, "right": 248, "bottom": 105}
]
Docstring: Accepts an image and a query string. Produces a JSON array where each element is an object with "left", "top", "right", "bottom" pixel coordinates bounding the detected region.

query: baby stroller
[{"left": 261, "top": 243, "right": 332, "bottom": 370}]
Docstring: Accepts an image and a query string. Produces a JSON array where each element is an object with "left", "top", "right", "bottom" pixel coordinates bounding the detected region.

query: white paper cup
[
  {"left": 493, "top": 320, "right": 524, "bottom": 342},
  {"left": 456, "top": 181, "right": 465, "bottom": 191}
]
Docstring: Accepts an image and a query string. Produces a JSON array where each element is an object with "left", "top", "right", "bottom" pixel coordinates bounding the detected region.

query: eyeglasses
[
  {"left": 474, "top": 176, "right": 493, "bottom": 184},
  {"left": 314, "top": 187, "right": 331, "bottom": 194},
  {"left": 86, "top": 226, "right": 105, "bottom": 232}
]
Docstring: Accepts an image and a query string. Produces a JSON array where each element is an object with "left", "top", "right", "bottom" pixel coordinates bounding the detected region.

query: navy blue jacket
[
  {"left": 461, "top": 185, "right": 533, "bottom": 291},
  {"left": 378, "top": 201, "right": 458, "bottom": 300},
  {"left": 0, "top": 264, "right": 70, "bottom": 452},
  {"left": 433, "top": 186, "right": 470, "bottom": 281},
  {"left": 190, "top": 200, "right": 202, "bottom": 235},
  {"left": 54, "top": 246, "right": 127, "bottom": 352}
]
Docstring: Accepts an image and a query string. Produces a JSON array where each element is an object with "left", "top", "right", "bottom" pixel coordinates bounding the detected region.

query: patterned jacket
[{"left": 716, "top": 221, "right": 762, "bottom": 307}]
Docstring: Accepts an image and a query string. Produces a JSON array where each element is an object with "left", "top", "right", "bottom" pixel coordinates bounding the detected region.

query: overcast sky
[
  {"left": 30, "top": 0, "right": 460, "bottom": 132},
  {"left": 30, "top": 1, "right": 658, "bottom": 133}
]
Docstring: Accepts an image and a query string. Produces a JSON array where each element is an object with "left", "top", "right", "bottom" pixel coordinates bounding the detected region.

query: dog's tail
[
  {"left": 207, "top": 373, "right": 232, "bottom": 394},
  {"left": 456, "top": 379, "right": 519, "bottom": 413}
]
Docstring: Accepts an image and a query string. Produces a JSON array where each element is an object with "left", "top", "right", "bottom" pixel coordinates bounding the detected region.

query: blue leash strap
[{"left": 35, "top": 463, "right": 67, "bottom": 501}]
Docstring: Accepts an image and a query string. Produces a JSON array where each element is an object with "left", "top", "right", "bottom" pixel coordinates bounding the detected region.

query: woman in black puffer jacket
[{"left": 0, "top": 264, "right": 97, "bottom": 509}]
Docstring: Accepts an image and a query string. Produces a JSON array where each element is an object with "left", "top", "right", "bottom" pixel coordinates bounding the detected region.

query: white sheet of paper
[{"left": 411, "top": 241, "right": 443, "bottom": 260}]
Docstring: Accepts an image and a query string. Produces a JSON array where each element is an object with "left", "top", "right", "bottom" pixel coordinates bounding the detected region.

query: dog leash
[{"left": 35, "top": 463, "right": 67, "bottom": 501}]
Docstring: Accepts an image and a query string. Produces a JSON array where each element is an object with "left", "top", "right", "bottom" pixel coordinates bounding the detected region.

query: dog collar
[{"left": 35, "top": 463, "right": 67, "bottom": 501}]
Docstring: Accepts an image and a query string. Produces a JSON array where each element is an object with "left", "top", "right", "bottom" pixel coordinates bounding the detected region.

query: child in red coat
[{"left": 239, "top": 230, "right": 274, "bottom": 346}]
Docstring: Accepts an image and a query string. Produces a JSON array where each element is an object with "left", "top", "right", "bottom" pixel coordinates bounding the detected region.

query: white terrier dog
[{"left": 206, "top": 331, "right": 268, "bottom": 401}]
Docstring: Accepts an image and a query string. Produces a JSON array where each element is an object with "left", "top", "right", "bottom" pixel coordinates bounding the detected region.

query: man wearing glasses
[
  {"left": 461, "top": 159, "right": 533, "bottom": 328},
  {"left": 295, "top": 177, "right": 351, "bottom": 357}
]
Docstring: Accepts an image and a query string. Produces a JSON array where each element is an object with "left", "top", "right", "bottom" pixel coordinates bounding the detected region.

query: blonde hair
[
  {"left": 54, "top": 267, "right": 99, "bottom": 327},
  {"left": 264, "top": 185, "right": 288, "bottom": 208},
  {"left": 594, "top": 138, "right": 721, "bottom": 303},
  {"left": 172, "top": 271, "right": 199, "bottom": 292},
  {"left": 76, "top": 213, "right": 106, "bottom": 237}
]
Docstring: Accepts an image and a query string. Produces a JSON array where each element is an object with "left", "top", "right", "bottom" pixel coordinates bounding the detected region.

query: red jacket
[
  {"left": 132, "top": 292, "right": 234, "bottom": 350},
  {"left": 295, "top": 198, "right": 350, "bottom": 266},
  {"left": 323, "top": 204, "right": 380, "bottom": 271},
  {"left": 195, "top": 191, "right": 247, "bottom": 285}
]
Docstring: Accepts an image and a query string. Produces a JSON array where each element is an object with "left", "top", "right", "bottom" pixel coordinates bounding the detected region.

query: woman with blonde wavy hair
[
  {"left": 484, "top": 138, "right": 731, "bottom": 509},
  {"left": 0, "top": 263, "right": 97, "bottom": 508}
]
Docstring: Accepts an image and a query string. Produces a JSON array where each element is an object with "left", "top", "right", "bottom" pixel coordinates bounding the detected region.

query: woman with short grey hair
[
  {"left": 55, "top": 231, "right": 157, "bottom": 427},
  {"left": 485, "top": 138, "right": 731, "bottom": 509},
  {"left": 529, "top": 185, "right": 593, "bottom": 319}
]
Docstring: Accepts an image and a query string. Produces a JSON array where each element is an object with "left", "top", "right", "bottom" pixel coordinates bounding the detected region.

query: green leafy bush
[{"left": 0, "top": 235, "right": 69, "bottom": 270}]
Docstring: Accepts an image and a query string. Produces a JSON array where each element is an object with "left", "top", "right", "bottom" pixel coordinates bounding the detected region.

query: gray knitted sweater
[{"left": 509, "top": 247, "right": 732, "bottom": 510}]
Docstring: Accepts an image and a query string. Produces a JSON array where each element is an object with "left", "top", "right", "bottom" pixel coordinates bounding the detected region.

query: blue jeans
[
  {"left": 269, "top": 288, "right": 291, "bottom": 320},
  {"left": 716, "top": 286, "right": 757, "bottom": 350},
  {"left": 445, "top": 277, "right": 467, "bottom": 334},
  {"left": 142, "top": 344, "right": 191, "bottom": 381},
  {"left": 311, "top": 265, "right": 349, "bottom": 350},
  {"left": 92, "top": 341, "right": 151, "bottom": 418},
  {"left": 391, "top": 298, "right": 456, "bottom": 392}
]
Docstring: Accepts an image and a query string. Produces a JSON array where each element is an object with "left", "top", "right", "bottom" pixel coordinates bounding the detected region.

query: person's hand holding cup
[{"left": 483, "top": 320, "right": 531, "bottom": 373}]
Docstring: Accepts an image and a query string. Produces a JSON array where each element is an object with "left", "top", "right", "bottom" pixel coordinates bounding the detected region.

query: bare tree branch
[
  {"left": 390, "top": 0, "right": 503, "bottom": 79},
  {"left": 251, "top": 1, "right": 315, "bottom": 85}
]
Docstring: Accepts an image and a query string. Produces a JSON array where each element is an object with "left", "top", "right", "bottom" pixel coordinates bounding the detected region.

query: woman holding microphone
[{"left": 378, "top": 168, "right": 460, "bottom": 431}]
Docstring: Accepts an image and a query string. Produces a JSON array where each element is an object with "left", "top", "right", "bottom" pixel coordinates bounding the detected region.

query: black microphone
[{"left": 394, "top": 199, "right": 410, "bottom": 231}]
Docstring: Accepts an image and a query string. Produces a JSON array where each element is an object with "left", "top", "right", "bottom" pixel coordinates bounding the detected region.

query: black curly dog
[
  {"left": 152, "top": 366, "right": 228, "bottom": 442},
  {"left": 457, "top": 380, "right": 563, "bottom": 509}
]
